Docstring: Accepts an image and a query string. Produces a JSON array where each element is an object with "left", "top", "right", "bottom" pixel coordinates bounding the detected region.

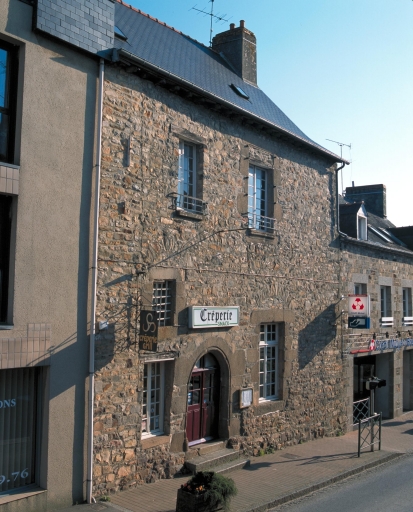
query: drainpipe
[
  {"left": 87, "top": 57, "right": 104, "bottom": 505},
  {"left": 335, "top": 161, "right": 348, "bottom": 360},
  {"left": 335, "top": 162, "right": 347, "bottom": 236}
]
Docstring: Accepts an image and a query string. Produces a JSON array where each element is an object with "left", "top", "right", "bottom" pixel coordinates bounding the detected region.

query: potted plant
[{"left": 176, "top": 471, "right": 237, "bottom": 512}]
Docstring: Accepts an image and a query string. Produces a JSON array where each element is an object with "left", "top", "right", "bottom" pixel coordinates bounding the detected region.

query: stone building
[
  {"left": 0, "top": 0, "right": 113, "bottom": 509},
  {"left": 338, "top": 184, "right": 413, "bottom": 426},
  {"left": 92, "top": 1, "right": 348, "bottom": 495}
]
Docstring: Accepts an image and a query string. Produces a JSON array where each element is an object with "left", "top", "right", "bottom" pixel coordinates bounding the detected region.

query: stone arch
[{"left": 171, "top": 337, "right": 234, "bottom": 451}]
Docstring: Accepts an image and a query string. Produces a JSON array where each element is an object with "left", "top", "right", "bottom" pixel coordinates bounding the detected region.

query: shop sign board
[
  {"left": 139, "top": 310, "right": 158, "bottom": 352},
  {"left": 348, "top": 294, "right": 369, "bottom": 317},
  {"left": 189, "top": 306, "right": 239, "bottom": 329},
  {"left": 375, "top": 337, "right": 413, "bottom": 351}
]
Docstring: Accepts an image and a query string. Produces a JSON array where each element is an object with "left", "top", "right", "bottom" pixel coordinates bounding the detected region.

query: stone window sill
[
  {"left": 175, "top": 209, "right": 205, "bottom": 221},
  {"left": 0, "top": 324, "right": 14, "bottom": 330},
  {"left": 0, "top": 485, "right": 46, "bottom": 505},
  {"left": 247, "top": 229, "right": 275, "bottom": 240},
  {"left": 141, "top": 434, "right": 170, "bottom": 450}
]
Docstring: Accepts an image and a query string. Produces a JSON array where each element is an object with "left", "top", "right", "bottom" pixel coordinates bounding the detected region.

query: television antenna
[
  {"left": 191, "top": 0, "right": 231, "bottom": 46},
  {"left": 326, "top": 139, "right": 351, "bottom": 193}
]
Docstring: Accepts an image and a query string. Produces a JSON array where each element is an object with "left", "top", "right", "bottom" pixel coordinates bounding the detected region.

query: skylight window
[
  {"left": 114, "top": 25, "right": 127, "bottom": 41},
  {"left": 368, "top": 226, "right": 392, "bottom": 243},
  {"left": 230, "top": 84, "right": 249, "bottom": 100}
]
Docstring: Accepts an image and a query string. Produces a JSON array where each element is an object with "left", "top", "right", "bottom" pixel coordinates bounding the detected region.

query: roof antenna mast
[
  {"left": 326, "top": 138, "right": 351, "bottom": 194},
  {"left": 191, "top": 0, "right": 231, "bottom": 46}
]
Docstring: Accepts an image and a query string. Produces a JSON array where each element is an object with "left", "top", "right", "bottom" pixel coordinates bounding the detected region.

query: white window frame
[
  {"left": 259, "top": 324, "right": 279, "bottom": 401},
  {"left": 357, "top": 212, "right": 367, "bottom": 241},
  {"left": 178, "top": 141, "right": 196, "bottom": 210},
  {"left": 248, "top": 165, "right": 269, "bottom": 231},
  {"left": 152, "top": 280, "right": 173, "bottom": 326},
  {"left": 142, "top": 362, "right": 165, "bottom": 438},
  {"left": 403, "top": 288, "right": 412, "bottom": 318}
]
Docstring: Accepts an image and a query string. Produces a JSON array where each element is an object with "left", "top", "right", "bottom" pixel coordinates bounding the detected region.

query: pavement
[{"left": 58, "top": 411, "right": 413, "bottom": 512}]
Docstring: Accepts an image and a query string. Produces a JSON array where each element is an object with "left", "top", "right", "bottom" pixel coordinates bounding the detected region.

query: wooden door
[{"left": 187, "top": 368, "right": 219, "bottom": 444}]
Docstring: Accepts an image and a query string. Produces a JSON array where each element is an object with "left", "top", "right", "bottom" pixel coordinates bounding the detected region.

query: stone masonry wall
[
  {"left": 339, "top": 240, "right": 413, "bottom": 424},
  {"left": 93, "top": 64, "right": 346, "bottom": 495}
]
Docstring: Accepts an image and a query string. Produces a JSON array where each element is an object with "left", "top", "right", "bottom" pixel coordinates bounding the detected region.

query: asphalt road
[{"left": 270, "top": 453, "right": 413, "bottom": 512}]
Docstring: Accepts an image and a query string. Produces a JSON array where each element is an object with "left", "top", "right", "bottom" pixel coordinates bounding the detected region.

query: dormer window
[{"left": 357, "top": 209, "right": 367, "bottom": 240}]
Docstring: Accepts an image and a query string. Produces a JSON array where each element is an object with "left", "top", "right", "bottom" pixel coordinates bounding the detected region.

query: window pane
[
  {"left": 0, "top": 112, "right": 10, "bottom": 162},
  {"left": 0, "top": 49, "right": 9, "bottom": 109},
  {"left": 0, "top": 368, "right": 38, "bottom": 493}
]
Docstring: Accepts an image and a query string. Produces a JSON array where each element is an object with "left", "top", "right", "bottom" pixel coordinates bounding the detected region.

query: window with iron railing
[
  {"left": 175, "top": 141, "right": 206, "bottom": 215},
  {"left": 248, "top": 165, "right": 275, "bottom": 233}
]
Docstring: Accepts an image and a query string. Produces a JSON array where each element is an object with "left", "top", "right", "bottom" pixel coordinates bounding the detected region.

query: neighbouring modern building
[
  {"left": 338, "top": 184, "right": 413, "bottom": 426},
  {"left": 0, "top": 0, "right": 110, "bottom": 509},
  {"left": 92, "top": 0, "right": 349, "bottom": 496}
]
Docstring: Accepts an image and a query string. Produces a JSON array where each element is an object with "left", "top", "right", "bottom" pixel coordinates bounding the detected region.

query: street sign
[{"left": 348, "top": 317, "right": 371, "bottom": 329}]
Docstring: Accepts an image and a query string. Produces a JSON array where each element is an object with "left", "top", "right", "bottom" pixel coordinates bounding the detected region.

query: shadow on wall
[{"left": 297, "top": 304, "right": 337, "bottom": 370}]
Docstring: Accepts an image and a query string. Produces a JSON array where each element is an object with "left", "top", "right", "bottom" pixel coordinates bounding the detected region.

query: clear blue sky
[{"left": 126, "top": 0, "right": 413, "bottom": 227}]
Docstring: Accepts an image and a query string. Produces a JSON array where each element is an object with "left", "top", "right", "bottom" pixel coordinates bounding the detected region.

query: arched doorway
[{"left": 186, "top": 352, "right": 220, "bottom": 446}]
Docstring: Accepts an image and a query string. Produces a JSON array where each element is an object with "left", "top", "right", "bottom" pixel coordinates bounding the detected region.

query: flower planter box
[{"left": 176, "top": 488, "right": 221, "bottom": 512}]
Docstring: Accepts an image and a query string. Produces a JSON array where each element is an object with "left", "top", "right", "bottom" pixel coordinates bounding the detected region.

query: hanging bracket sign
[
  {"left": 139, "top": 310, "right": 158, "bottom": 352},
  {"left": 348, "top": 294, "right": 370, "bottom": 329}
]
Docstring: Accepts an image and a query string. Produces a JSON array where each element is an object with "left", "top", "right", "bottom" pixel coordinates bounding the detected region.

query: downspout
[
  {"left": 335, "top": 162, "right": 347, "bottom": 236},
  {"left": 87, "top": 57, "right": 104, "bottom": 504},
  {"left": 335, "top": 161, "right": 348, "bottom": 360}
]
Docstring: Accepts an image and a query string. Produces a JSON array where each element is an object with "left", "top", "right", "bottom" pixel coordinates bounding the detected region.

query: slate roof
[
  {"left": 339, "top": 195, "right": 413, "bottom": 254},
  {"left": 113, "top": 0, "right": 346, "bottom": 163}
]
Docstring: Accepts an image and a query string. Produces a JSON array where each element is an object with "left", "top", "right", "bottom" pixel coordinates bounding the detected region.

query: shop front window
[{"left": 0, "top": 368, "right": 39, "bottom": 494}]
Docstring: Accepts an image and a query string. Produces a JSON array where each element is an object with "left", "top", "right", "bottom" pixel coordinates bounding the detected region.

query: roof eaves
[
  {"left": 116, "top": 49, "right": 347, "bottom": 164},
  {"left": 339, "top": 234, "right": 413, "bottom": 258}
]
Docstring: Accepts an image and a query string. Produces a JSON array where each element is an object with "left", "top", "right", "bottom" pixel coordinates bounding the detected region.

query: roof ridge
[{"left": 115, "top": 0, "right": 210, "bottom": 49}]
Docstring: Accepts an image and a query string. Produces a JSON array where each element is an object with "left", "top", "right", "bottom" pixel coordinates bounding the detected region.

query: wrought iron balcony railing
[
  {"left": 169, "top": 193, "right": 207, "bottom": 216},
  {"left": 247, "top": 212, "right": 276, "bottom": 234}
]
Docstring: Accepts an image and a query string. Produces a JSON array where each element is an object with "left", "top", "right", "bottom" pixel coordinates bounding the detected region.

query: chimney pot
[
  {"left": 240, "top": 20, "right": 245, "bottom": 28},
  {"left": 230, "top": 23, "right": 235, "bottom": 30}
]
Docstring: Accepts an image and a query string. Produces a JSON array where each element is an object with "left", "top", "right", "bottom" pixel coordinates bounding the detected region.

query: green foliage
[
  {"left": 184, "top": 471, "right": 237, "bottom": 511},
  {"left": 258, "top": 448, "right": 265, "bottom": 456},
  {"left": 99, "top": 496, "right": 111, "bottom": 502}
]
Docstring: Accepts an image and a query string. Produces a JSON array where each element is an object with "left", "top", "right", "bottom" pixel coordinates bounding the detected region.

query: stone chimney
[
  {"left": 212, "top": 20, "right": 257, "bottom": 85},
  {"left": 345, "top": 184, "right": 387, "bottom": 218}
]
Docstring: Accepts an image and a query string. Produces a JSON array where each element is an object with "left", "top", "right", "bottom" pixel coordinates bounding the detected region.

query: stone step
[
  {"left": 185, "top": 448, "right": 248, "bottom": 474},
  {"left": 187, "top": 440, "right": 227, "bottom": 459}
]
